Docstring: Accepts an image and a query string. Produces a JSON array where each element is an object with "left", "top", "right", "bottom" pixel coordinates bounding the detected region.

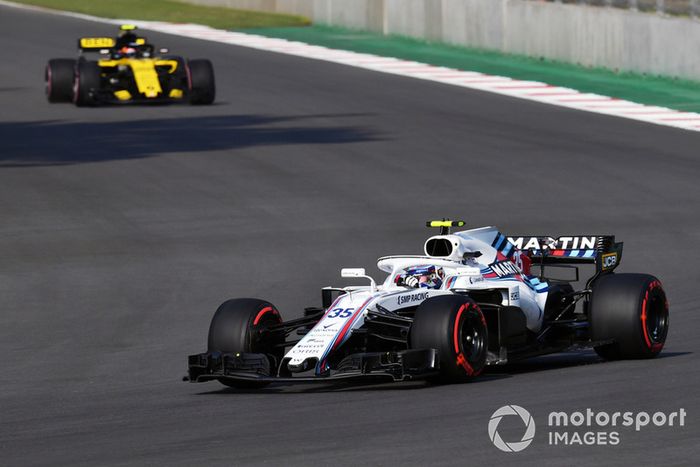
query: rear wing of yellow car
[
  {"left": 78, "top": 37, "right": 115, "bottom": 50},
  {"left": 78, "top": 37, "right": 147, "bottom": 51}
]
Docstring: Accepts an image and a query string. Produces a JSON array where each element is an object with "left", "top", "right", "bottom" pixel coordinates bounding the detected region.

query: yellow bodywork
[
  {"left": 114, "top": 90, "right": 132, "bottom": 101},
  {"left": 427, "top": 220, "right": 465, "bottom": 228},
  {"left": 97, "top": 58, "right": 179, "bottom": 99}
]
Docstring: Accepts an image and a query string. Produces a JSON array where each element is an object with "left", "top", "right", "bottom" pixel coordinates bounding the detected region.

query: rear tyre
[
  {"left": 187, "top": 59, "right": 215, "bottom": 105},
  {"left": 45, "top": 59, "right": 75, "bottom": 102},
  {"left": 410, "top": 295, "right": 488, "bottom": 383},
  {"left": 590, "top": 273, "right": 669, "bottom": 360},
  {"left": 73, "top": 60, "right": 101, "bottom": 107},
  {"left": 207, "top": 298, "right": 283, "bottom": 388}
]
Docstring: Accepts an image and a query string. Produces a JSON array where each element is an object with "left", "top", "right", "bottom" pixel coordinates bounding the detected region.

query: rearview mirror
[
  {"left": 341, "top": 268, "right": 366, "bottom": 278},
  {"left": 341, "top": 268, "right": 376, "bottom": 292}
]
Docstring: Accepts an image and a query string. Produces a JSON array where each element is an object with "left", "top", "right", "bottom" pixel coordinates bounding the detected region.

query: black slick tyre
[
  {"left": 410, "top": 295, "right": 488, "bottom": 383},
  {"left": 207, "top": 298, "right": 283, "bottom": 388},
  {"left": 45, "top": 59, "right": 75, "bottom": 102},
  {"left": 187, "top": 59, "right": 215, "bottom": 105},
  {"left": 590, "top": 273, "right": 669, "bottom": 360}
]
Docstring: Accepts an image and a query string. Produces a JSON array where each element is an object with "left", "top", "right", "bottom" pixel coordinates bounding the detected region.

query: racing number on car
[
  {"left": 327, "top": 307, "right": 354, "bottom": 318},
  {"left": 512, "top": 253, "right": 524, "bottom": 271}
]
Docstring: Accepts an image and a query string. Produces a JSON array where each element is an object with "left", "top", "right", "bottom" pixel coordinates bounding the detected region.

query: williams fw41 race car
[
  {"left": 45, "top": 25, "right": 215, "bottom": 106},
  {"left": 187, "top": 220, "right": 669, "bottom": 388}
]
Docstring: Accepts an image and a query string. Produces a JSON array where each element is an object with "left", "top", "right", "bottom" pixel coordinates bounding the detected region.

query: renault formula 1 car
[
  {"left": 187, "top": 220, "right": 669, "bottom": 388},
  {"left": 45, "top": 25, "right": 215, "bottom": 106}
]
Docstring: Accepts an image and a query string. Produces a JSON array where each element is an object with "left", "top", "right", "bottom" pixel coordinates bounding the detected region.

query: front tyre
[
  {"left": 187, "top": 59, "right": 215, "bottom": 105},
  {"left": 590, "top": 273, "right": 669, "bottom": 360},
  {"left": 208, "top": 298, "right": 284, "bottom": 388},
  {"left": 410, "top": 295, "right": 488, "bottom": 383}
]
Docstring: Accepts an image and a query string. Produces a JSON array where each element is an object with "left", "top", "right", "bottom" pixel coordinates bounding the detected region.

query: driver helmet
[
  {"left": 119, "top": 46, "right": 137, "bottom": 57},
  {"left": 402, "top": 265, "right": 445, "bottom": 289}
]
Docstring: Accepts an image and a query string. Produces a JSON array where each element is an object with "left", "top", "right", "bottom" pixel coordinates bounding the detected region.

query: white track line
[{"left": 2, "top": 0, "right": 699, "bottom": 133}]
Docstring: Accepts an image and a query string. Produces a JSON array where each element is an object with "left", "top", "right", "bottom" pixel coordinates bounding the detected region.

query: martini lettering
[
  {"left": 508, "top": 236, "right": 597, "bottom": 251},
  {"left": 490, "top": 261, "right": 521, "bottom": 277}
]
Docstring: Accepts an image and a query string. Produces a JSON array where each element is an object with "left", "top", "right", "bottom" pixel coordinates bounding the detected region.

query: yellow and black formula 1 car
[{"left": 45, "top": 25, "right": 215, "bottom": 106}]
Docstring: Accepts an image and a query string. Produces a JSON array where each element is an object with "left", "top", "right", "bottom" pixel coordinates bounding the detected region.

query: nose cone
[
  {"left": 287, "top": 357, "right": 318, "bottom": 373},
  {"left": 145, "top": 86, "right": 158, "bottom": 98}
]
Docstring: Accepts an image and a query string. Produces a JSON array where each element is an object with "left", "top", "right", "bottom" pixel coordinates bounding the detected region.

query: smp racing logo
[{"left": 397, "top": 291, "right": 429, "bottom": 306}]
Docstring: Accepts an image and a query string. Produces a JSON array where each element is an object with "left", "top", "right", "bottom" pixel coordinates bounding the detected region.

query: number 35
[{"left": 327, "top": 307, "right": 354, "bottom": 318}]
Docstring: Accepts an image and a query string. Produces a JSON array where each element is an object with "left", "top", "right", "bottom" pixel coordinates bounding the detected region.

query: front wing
[{"left": 187, "top": 349, "right": 439, "bottom": 384}]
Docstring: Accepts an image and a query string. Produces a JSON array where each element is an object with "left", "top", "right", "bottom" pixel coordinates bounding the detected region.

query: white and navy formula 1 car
[{"left": 187, "top": 220, "right": 669, "bottom": 388}]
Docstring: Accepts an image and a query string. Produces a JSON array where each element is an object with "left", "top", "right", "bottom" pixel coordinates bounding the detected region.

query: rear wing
[
  {"left": 507, "top": 235, "right": 623, "bottom": 274},
  {"left": 78, "top": 37, "right": 116, "bottom": 51},
  {"left": 77, "top": 37, "right": 147, "bottom": 51}
]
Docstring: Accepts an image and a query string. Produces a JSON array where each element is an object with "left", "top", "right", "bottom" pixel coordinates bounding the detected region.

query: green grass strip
[
  {"left": 13, "top": 0, "right": 700, "bottom": 112},
  {"left": 10, "top": 0, "right": 310, "bottom": 29},
  {"left": 248, "top": 25, "right": 700, "bottom": 113}
]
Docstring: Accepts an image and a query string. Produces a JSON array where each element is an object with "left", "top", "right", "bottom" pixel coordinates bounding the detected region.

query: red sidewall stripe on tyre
[
  {"left": 453, "top": 303, "right": 476, "bottom": 376},
  {"left": 641, "top": 280, "right": 664, "bottom": 352},
  {"left": 453, "top": 303, "right": 468, "bottom": 354},
  {"left": 253, "top": 306, "right": 276, "bottom": 325}
]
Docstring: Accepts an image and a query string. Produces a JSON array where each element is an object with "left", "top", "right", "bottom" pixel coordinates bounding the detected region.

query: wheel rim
[
  {"left": 461, "top": 312, "right": 486, "bottom": 362},
  {"left": 45, "top": 66, "right": 52, "bottom": 97},
  {"left": 453, "top": 303, "right": 486, "bottom": 376},
  {"left": 645, "top": 290, "right": 668, "bottom": 345},
  {"left": 72, "top": 76, "right": 79, "bottom": 103},
  {"left": 250, "top": 308, "right": 283, "bottom": 369}
]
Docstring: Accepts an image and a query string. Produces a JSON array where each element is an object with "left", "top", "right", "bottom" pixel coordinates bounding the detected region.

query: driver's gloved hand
[{"left": 403, "top": 276, "right": 419, "bottom": 288}]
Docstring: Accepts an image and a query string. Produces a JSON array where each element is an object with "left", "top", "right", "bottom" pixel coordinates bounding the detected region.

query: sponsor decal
[
  {"left": 305, "top": 326, "right": 343, "bottom": 338},
  {"left": 79, "top": 37, "right": 116, "bottom": 48},
  {"left": 397, "top": 291, "right": 429, "bottom": 306},
  {"left": 508, "top": 236, "right": 598, "bottom": 251},
  {"left": 290, "top": 338, "right": 327, "bottom": 355},
  {"left": 510, "top": 290, "right": 520, "bottom": 301},
  {"left": 490, "top": 261, "right": 521, "bottom": 278},
  {"left": 601, "top": 252, "right": 618, "bottom": 270}
]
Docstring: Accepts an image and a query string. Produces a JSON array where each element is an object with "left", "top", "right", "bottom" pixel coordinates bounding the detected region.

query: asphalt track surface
[{"left": 1, "top": 5, "right": 699, "bottom": 466}]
